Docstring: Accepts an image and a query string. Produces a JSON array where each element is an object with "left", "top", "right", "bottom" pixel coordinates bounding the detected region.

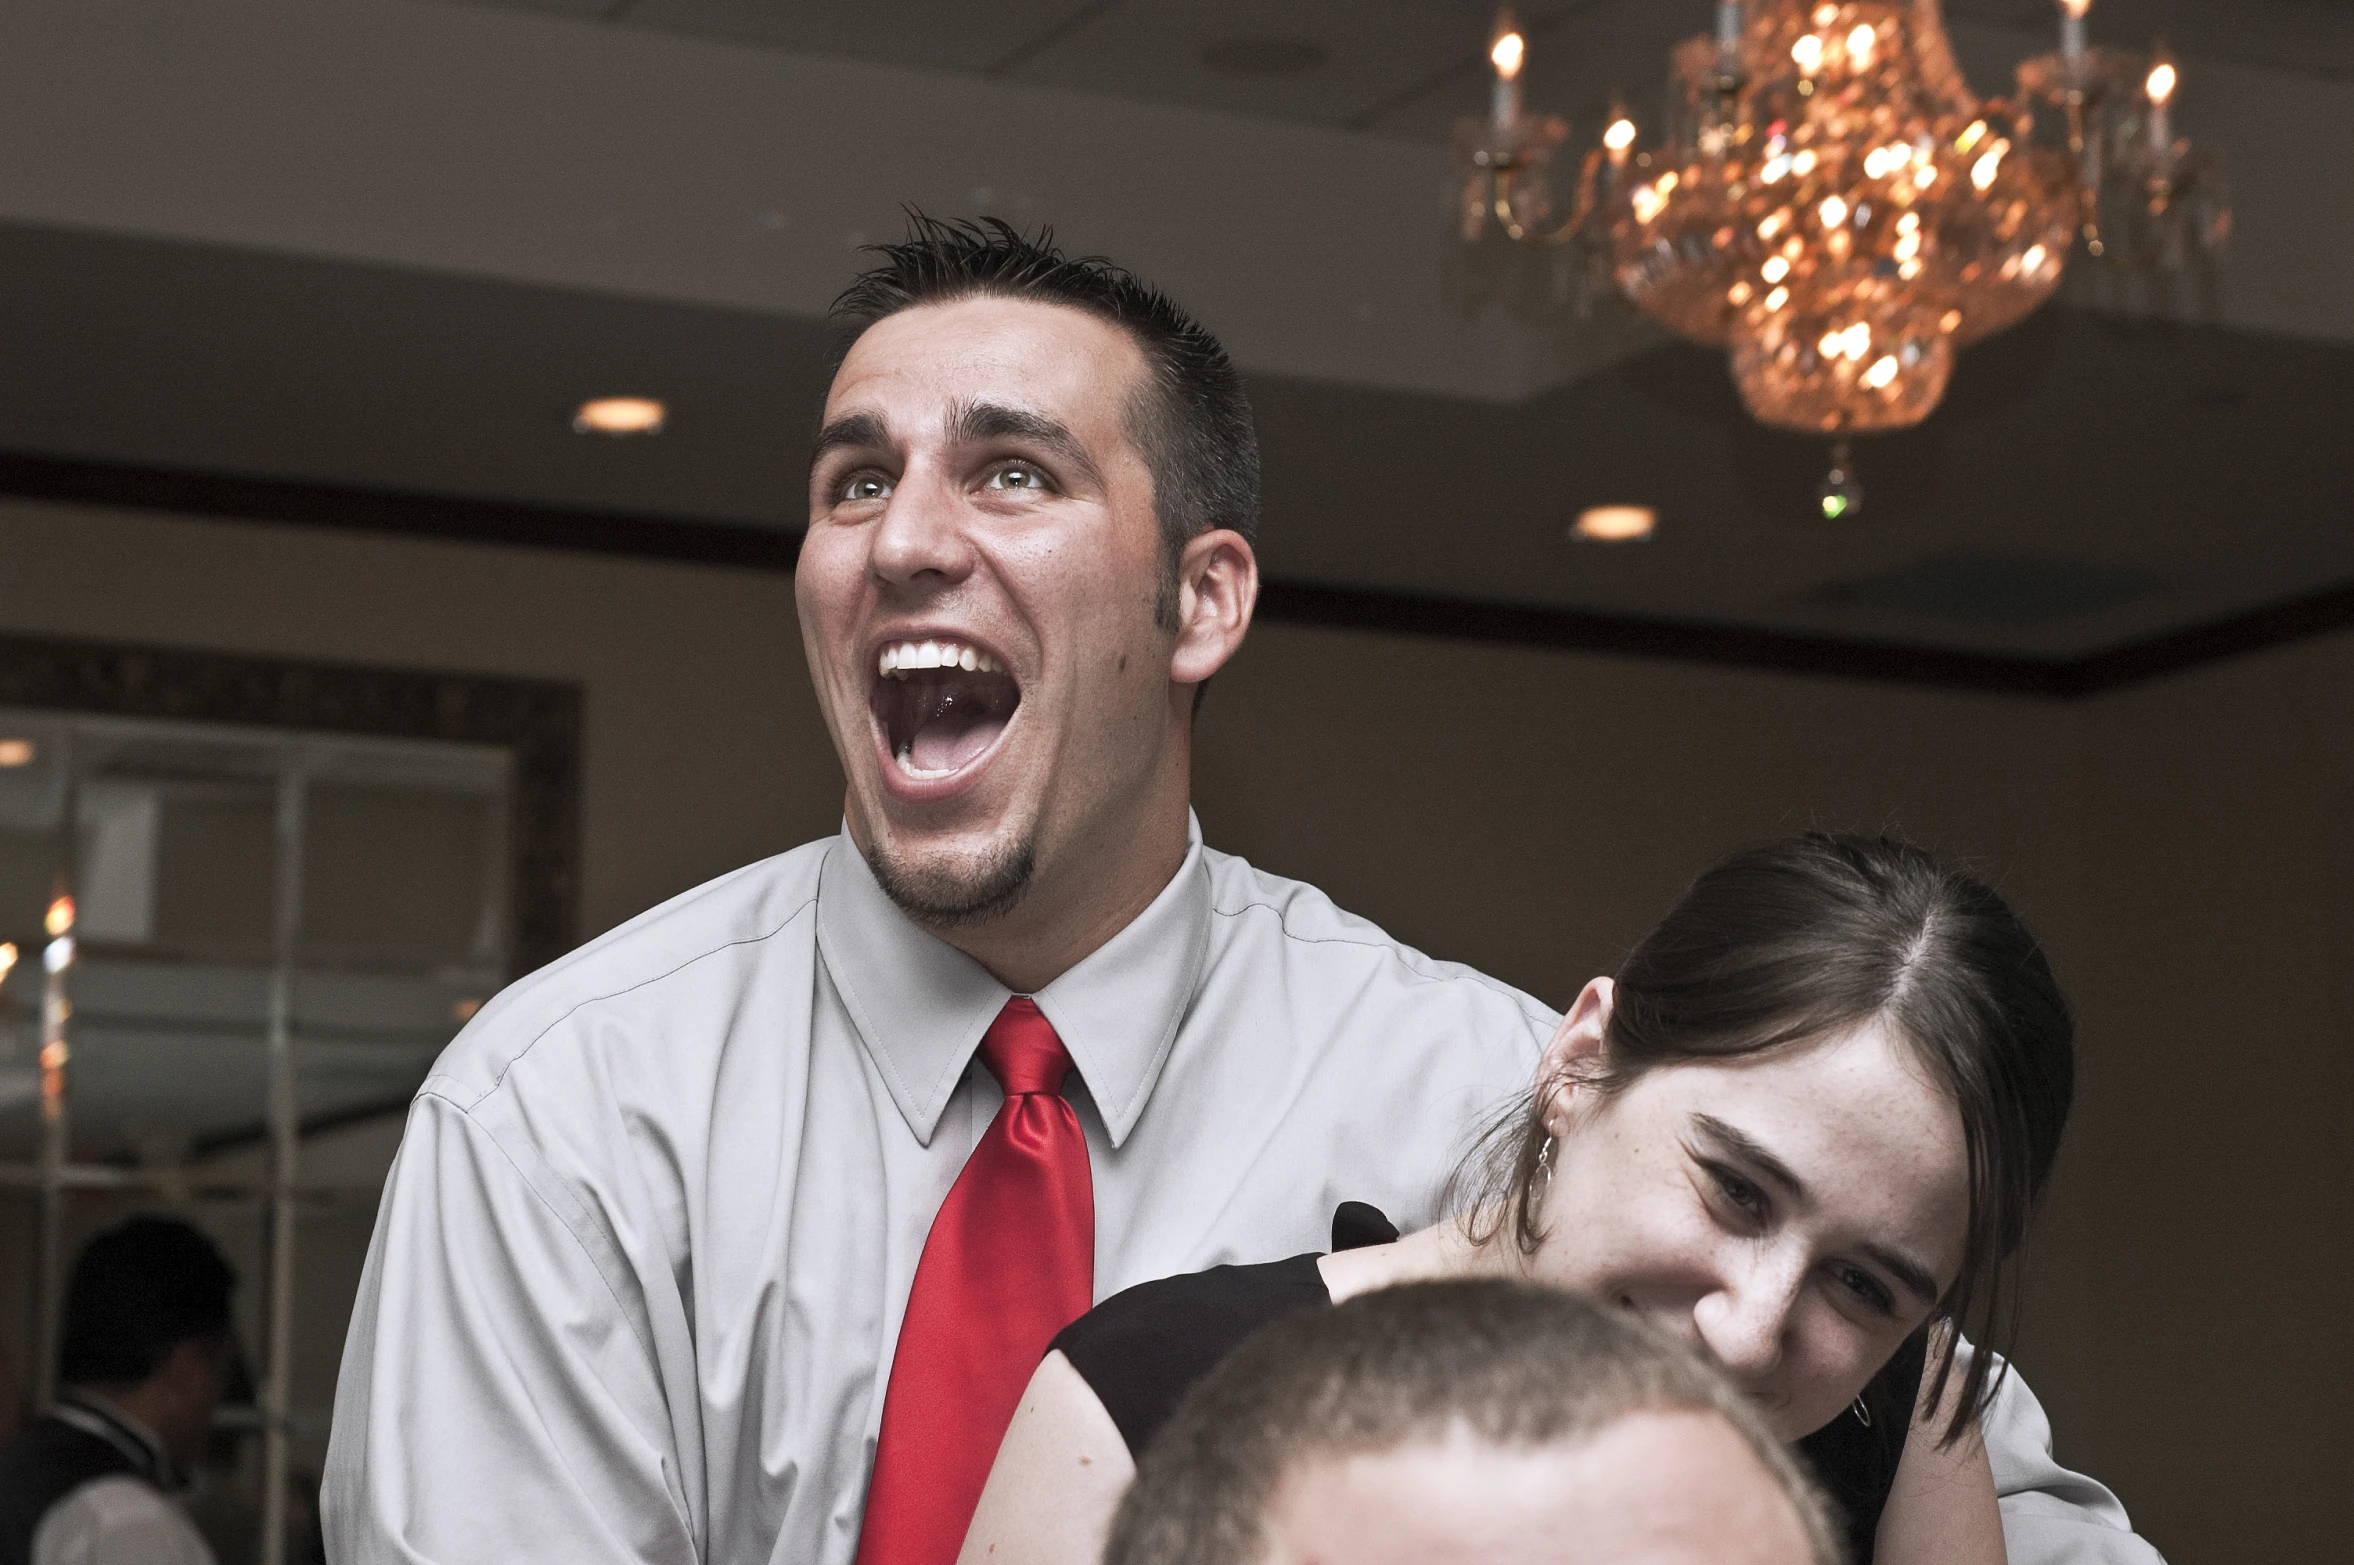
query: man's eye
[
  {"left": 839, "top": 474, "right": 892, "bottom": 503},
  {"left": 984, "top": 464, "right": 1047, "bottom": 492}
]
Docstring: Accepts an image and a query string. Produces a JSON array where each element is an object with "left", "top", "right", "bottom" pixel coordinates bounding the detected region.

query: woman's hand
[
  {"left": 957, "top": 1350, "right": 1136, "bottom": 1565},
  {"left": 1875, "top": 1360, "right": 2006, "bottom": 1565}
]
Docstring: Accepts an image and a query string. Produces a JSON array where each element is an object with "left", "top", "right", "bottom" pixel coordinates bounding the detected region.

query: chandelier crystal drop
[{"left": 1454, "top": 0, "right": 2228, "bottom": 477}]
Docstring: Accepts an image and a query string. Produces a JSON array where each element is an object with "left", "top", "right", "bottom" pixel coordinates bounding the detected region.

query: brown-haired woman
[{"left": 958, "top": 832, "right": 2076, "bottom": 1565}]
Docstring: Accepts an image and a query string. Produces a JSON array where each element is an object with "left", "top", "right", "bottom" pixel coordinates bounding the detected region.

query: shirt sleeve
[
  {"left": 322, "top": 1091, "right": 700, "bottom": 1565},
  {"left": 32, "top": 1476, "right": 216, "bottom": 1565},
  {"left": 1983, "top": 1362, "right": 2168, "bottom": 1565}
]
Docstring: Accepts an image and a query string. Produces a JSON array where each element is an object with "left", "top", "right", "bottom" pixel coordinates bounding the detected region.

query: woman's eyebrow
[
  {"left": 1692, "top": 1113, "right": 1809, "bottom": 1201},
  {"left": 1692, "top": 1112, "right": 1942, "bottom": 1306}
]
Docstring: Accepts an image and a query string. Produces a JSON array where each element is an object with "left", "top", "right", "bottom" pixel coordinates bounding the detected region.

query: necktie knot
[{"left": 979, "top": 997, "right": 1072, "bottom": 1098}]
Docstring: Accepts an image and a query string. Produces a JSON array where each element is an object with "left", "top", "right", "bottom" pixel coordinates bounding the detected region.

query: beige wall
[{"left": 0, "top": 498, "right": 2338, "bottom": 1559}]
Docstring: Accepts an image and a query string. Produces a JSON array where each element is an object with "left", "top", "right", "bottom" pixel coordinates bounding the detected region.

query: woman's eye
[
  {"left": 1706, "top": 1163, "right": 1767, "bottom": 1221},
  {"left": 984, "top": 464, "right": 1047, "bottom": 492},
  {"left": 1833, "top": 1265, "right": 1897, "bottom": 1316},
  {"left": 838, "top": 474, "right": 892, "bottom": 503}
]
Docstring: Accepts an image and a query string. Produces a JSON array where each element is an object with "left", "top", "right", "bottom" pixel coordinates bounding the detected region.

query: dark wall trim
[
  {"left": 0, "top": 627, "right": 582, "bottom": 973},
  {"left": 6, "top": 449, "right": 2351, "bottom": 700}
]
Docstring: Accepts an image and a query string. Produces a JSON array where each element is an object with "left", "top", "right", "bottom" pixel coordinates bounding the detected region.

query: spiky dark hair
[{"left": 833, "top": 214, "right": 1259, "bottom": 623}]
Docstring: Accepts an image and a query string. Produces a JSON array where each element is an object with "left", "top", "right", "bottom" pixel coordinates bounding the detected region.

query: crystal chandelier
[{"left": 1455, "top": 0, "right": 2228, "bottom": 517}]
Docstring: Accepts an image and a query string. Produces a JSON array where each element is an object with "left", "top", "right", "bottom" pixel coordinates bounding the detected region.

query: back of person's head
[
  {"left": 1460, "top": 830, "right": 2074, "bottom": 1439},
  {"left": 59, "top": 1215, "right": 235, "bottom": 1388},
  {"left": 1104, "top": 1279, "right": 1840, "bottom": 1565},
  {"left": 833, "top": 213, "right": 1260, "bottom": 606}
]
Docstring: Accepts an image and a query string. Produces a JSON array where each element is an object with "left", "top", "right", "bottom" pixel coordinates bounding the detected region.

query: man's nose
[
  {"left": 868, "top": 467, "right": 977, "bottom": 589},
  {"left": 1691, "top": 1257, "right": 1803, "bottom": 1380}
]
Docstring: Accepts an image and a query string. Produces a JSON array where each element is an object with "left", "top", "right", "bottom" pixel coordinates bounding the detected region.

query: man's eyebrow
[
  {"left": 945, "top": 400, "right": 1105, "bottom": 488},
  {"left": 1692, "top": 1113, "right": 1942, "bottom": 1307},
  {"left": 810, "top": 412, "right": 891, "bottom": 475}
]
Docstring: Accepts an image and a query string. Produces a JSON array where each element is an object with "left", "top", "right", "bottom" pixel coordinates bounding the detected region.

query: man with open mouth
[{"left": 325, "top": 217, "right": 2155, "bottom": 1565}]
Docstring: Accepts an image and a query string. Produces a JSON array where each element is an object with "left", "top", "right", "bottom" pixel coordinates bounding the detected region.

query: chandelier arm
[{"left": 1488, "top": 150, "right": 1605, "bottom": 248}]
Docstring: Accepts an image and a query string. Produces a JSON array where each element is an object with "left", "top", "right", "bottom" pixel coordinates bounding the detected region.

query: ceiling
[{"left": 3, "top": 0, "right": 2351, "bottom": 682}]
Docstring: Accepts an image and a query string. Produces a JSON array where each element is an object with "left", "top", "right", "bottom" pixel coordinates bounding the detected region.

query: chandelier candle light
[{"left": 1456, "top": 0, "right": 2228, "bottom": 518}]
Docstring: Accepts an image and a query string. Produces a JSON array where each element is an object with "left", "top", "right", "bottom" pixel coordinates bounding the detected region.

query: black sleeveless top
[{"left": 1053, "top": 1203, "right": 1925, "bottom": 1565}]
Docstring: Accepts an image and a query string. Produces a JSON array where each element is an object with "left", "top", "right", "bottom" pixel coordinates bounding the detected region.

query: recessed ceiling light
[
  {"left": 573, "top": 396, "right": 666, "bottom": 435},
  {"left": 1574, "top": 505, "right": 1657, "bottom": 542},
  {"left": 0, "top": 739, "right": 36, "bottom": 767},
  {"left": 1200, "top": 35, "right": 1328, "bottom": 77}
]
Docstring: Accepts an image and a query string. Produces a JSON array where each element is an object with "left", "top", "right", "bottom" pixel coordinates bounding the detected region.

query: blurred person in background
[
  {"left": 0, "top": 1215, "right": 239, "bottom": 1565},
  {"left": 1103, "top": 1279, "right": 1839, "bottom": 1565}
]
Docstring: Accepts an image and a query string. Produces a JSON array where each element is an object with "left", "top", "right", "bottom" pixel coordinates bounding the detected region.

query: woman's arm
[
  {"left": 1875, "top": 1363, "right": 2006, "bottom": 1565},
  {"left": 958, "top": 1350, "right": 1137, "bottom": 1565}
]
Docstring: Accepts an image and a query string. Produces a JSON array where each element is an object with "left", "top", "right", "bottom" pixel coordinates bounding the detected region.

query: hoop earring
[
  {"left": 1535, "top": 1137, "right": 1556, "bottom": 1197},
  {"left": 1851, "top": 1395, "right": 1872, "bottom": 1428}
]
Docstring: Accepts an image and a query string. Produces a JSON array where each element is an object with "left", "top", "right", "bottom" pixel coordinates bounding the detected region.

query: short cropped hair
[
  {"left": 59, "top": 1215, "right": 236, "bottom": 1387},
  {"left": 1104, "top": 1280, "right": 1841, "bottom": 1565},
  {"left": 832, "top": 214, "right": 1260, "bottom": 626}
]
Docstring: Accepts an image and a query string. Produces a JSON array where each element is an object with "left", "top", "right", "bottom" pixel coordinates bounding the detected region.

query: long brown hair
[{"left": 1452, "top": 831, "right": 2075, "bottom": 1444}]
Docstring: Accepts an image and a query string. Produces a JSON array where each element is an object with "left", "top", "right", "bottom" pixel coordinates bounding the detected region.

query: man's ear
[
  {"left": 1169, "top": 528, "right": 1257, "bottom": 689},
  {"left": 1536, "top": 977, "right": 1615, "bottom": 1136}
]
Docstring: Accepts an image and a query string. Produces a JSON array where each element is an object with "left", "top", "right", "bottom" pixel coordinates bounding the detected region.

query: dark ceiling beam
[{"left": 4, "top": 448, "right": 2347, "bottom": 700}]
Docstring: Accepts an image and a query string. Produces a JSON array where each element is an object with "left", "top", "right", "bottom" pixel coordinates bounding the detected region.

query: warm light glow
[
  {"left": 1728, "top": 280, "right": 1755, "bottom": 304},
  {"left": 1792, "top": 34, "right": 1823, "bottom": 74},
  {"left": 1957, "top": 120, "right": 1988, "bottom": 154},
  {"left": 1842, "top": 322, "right": 1872, "bottom": 358},
  {"left": 1971, "top": 146, "right": 2004, "bottom": 191},
  {"left": 1764, "top": 286, "right": 1791, "bottom": 311},
  {"left": 1490, "top": 30, "right": 1525, "bottom": 80},
  {"left": 1819, "top": 194, "right": 1849, "bottom": 227},
  {"left": 1574, "top": 505, "right": 1657, "bottom": 542},
  {"left": 1631, "top": 182, "right": 1667, "bottom": 223},
  {"left": 2059, "top": 0, "right": 2092, "bottom": 17},
  {"left": 44, "top": 896, "right": 73, "bottom": 937},
  {"left": 1792, "top": 149, "right": 1819, "bottom": 176},
  {"left": 1897, "top": 211, "right": 1921, "bottom": 234},
  {"left": 1847, "top": 24, "right": 1877, "bottom": 66},
  {"left": 572, "top": 397, "right": 667, "bottom": 435},
  {"left": 2022, "top": 242, "right": 2050, "bottom": 272},
  {"left": 1818, "top": 329, "right": 1844, "bottom": 358},
  {"left": 1762, "top": 255, "right": 1791, "bottom": 283},
  {"left": 1603, "top": 116, "right": 1637, "bottom": 151},
  {"left": 1941, "top": 308, "right": 1965, "bottom": 332},
  {"left": 0, "top": 943, "right": 17, "bottom": 984},
  {"left": 2145, "top": 60, "right": 2177, "bottom": 104},
  {"left": 0, "top": 739, "right": 33, "bottom": 768},
  {"left": 1758, "top": 210, "right": 1790, "bottom": 240},
  {"left": 1862, "top": 355, "right": 1900, "bottom": 389}
]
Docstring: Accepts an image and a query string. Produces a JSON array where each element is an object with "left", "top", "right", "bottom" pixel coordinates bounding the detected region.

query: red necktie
[{"left": 855, "top": 998, "right": 1096, "bottom": 1565}]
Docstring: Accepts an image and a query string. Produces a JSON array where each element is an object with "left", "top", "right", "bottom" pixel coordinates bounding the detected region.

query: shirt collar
[
  {"left": 55, "top": 1390, "right": 175, "bottom": 1488},
  {"left": 816, "top": 814, "right": 1210, "bottom": 1149}
]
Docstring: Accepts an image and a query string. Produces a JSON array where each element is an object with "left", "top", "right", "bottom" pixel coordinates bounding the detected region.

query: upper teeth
[{"left": 879, "top": 640, "right": 1002, "bottom": 678}]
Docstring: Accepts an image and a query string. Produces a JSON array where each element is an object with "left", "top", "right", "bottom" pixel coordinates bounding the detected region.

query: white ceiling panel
[{"left": 610, "top": 0, "right": 1108, "bottom": 74}]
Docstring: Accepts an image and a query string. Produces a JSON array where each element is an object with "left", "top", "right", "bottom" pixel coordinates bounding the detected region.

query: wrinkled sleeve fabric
[
  {"left": 322, "top": 1090, "right": 697, "bottom": 1565},
  {"left": 1984, "top": 1365, "right": 2168, "bottom": 1565}
]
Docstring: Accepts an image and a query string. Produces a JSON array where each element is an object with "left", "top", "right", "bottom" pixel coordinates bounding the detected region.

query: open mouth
[{"left": 869, "top": 637, "right": 1022, "bottom": 782}]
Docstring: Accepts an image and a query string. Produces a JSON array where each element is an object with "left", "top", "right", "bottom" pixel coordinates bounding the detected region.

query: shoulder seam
[
  {"left": 1207, "top": 898, "right": 1555, "bottom": 1025},
  {"left": 459, "top": 891, "right": 820, "bottom": 1111},
  {"left": 409, "top": 1087, "right": 667, "bottom": 1370}
]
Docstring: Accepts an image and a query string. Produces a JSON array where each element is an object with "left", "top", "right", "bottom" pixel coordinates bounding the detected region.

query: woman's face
[{"left": 1526, "top": 980, "right": 1970, "bottom": 1441}]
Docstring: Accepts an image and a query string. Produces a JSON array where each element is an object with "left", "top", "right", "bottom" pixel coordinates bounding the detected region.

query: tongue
[{"left": 909, "top": 709, "right": 1006, "bottom": 773}]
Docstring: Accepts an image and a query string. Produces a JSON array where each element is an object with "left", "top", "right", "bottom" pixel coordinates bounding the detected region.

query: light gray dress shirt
[{"left": 323, "top": 821, "right": 2161, "bottom": 1564}]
